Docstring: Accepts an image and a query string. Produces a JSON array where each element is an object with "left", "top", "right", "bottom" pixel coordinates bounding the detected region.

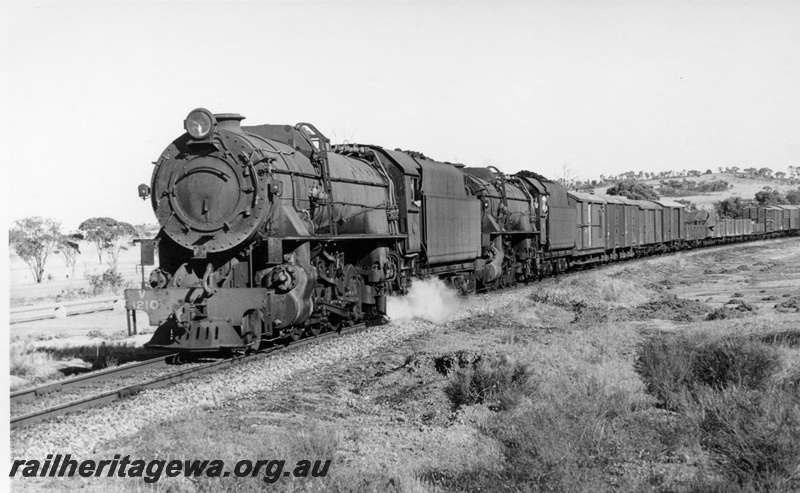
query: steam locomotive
[{"left": 125, "top": 109, "right": 800, "bottom": 352}]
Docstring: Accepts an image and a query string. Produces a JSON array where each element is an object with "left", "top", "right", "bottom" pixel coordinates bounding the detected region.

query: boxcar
[
  {"left": 654, "top": 199, "right": 686, "bottom": 243},
  {"left": 627, "top": 200, "right": 662, "bottom": 245},
  {"left": 567, "top": 191, "right": 606, "bottom": 252},
  {"left": 610, "top": 197, "right": 644, "bottom": 247},
  {"left": 776, "top": 205, "right": 800, "bottom": 230},
  {"left": 765, "top": 206, "right": 783, "bottom": 232},
  {"left": 595, "top": 194, "right": 633, "bottom": 249}
]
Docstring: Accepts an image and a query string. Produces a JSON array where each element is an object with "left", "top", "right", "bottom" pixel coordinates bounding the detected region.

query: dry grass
[
  {"left": 427, "top": 324, "right": 662, "bottom": 492},
  {"left": 444, "top": 355, "right": 530, "bottom": 411},
  {"left": 694, "top": 385, "right": 800, "bottom": 491},
  {"left": 635, "top": 332, "right": 780, "bottom": 411},
  {"left": 9, "top": 341, "right": 62, "bottom": 383},
  {"left": 429, "top": 311, "right": 800, "bottom": 492},
  {"left": 95, "top": 412, "right": 429, "bottom": 493},
  {"left": 635, "top": 323, "right": 800, "bottom": 491},
  {"left": 421, "top": 244, "right": 800, "bottom": 492},
  {"left": 611, "top": 255, "right": 698, "bottom": 281},
  {"left": 85, "top": 328, "right": 129, "bottom": 341},
  {"left": 10, "top": 339, "right": 169, "bottom": 389},
  {"left": 16, "top": 239, "right": 796, "bottom": 492},
  {"left": 530, "top": 271, "right": 653, "bottom": 309}
]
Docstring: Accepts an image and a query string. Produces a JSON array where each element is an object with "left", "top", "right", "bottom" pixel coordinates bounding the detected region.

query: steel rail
[
  {"left": 10, "top": 353, "right": 178, "bottom": 405},
  {"left": 11, "top": 297, "right": 120, "bottom": 314},
  {"left": 10, "top": 323, "right": 372, "bottom": 429},
  {"left": 11, "top": 298, "right": 120, "bottom": 324},
  {"left": 12, "top": 307, "right": 116, "bottom": 324}
]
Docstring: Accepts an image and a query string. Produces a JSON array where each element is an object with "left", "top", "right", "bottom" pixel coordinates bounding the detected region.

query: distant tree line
[
  {"left": 78, "top": 217, "right": 137, "bottom": 271},
  {"left": 714, "top": 187, "right": 800, "bottom": 218},
  {"left": 658, "top": 179, "right": 731, "bottom": 197},
  {"left": 9, "top": 216, "right": 141, "bottom": 284},
  {"left": 517, "top": 165, "right": 800, "bottom": 193},
  {"left": 8, "top": 217, "right": 68, "bottom": 284},
  {"left": 584, "top": 166, "right": 800, "bottom": 190},
  {"left": 606, "top": 180, "right": 660, "bottom": 200}
]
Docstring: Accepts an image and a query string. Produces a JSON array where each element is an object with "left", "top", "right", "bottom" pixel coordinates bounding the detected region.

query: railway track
[
  {"left": 11, "top": 237, "right": 793, "bottom": 430},
  {"left": 10, "top": 322, "right": 372, "bottom": 429},
  {"left": 10, "top": 297, "right": 120, "bottom": 324},
  {"left": 10, "top": 353, "right": 177, "bottom": 406}
]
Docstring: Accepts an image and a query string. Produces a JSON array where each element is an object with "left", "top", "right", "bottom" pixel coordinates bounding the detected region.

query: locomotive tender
[{"left": 125, "top": 109, "right": 800, "bottom": 352}]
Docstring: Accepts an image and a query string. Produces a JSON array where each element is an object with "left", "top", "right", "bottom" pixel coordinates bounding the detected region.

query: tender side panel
[
  {"left": 423, "top": 193, "right": 482, "bottom": 264},
  {"left": 548, "top": 204, "right": 576, "bottom": 251}
]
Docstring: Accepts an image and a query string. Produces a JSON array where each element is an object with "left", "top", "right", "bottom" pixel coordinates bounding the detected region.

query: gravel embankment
[{"left": 11, "top": 285, "right": 534, "bottom": 460}]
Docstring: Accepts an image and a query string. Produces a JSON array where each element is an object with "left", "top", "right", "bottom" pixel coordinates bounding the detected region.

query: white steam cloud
[{"left": 386, "top": 277, "right": 463, "bottom": 324}]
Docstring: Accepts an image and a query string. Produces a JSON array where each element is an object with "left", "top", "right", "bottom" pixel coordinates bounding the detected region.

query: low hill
[{"left": 595, "top": 172, "right": 800, "bottom": 210}]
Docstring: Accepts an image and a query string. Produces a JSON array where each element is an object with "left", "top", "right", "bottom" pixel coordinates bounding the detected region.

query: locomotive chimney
[{"left": 214, "top": 113, "right": 245, "bottom": 133}]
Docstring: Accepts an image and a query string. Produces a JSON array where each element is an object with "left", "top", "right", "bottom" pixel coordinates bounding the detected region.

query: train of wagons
[{"left": 124, "top": 109, "right": 800, "bottom": 352}]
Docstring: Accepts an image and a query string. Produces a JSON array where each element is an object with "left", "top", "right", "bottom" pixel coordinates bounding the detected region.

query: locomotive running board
[
  {"left": 490, "top": 231, "right": 539, "bottom": 236},
  {"left": 278, "top": 234, "right": 407, "bottom": 241}
]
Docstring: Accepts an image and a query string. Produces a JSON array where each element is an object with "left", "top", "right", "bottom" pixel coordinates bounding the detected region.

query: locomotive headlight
[
  {"left": 138, "top": 183, "right": 151, "bottom": 200},
  {"left": 184, "top": 108, "right": 215, "bottom": 140}
]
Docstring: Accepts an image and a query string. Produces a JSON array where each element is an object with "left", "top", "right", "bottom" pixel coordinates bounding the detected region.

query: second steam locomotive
[{"left": 125, "top": 108, "right": 800, "bottom": 352}]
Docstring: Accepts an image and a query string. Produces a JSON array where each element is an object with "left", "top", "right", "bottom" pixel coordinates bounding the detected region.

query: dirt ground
[
  {"left": 11, "top": 307, "right": 147, "bottom": 342},
  {"left": 10, "top": 299, "right": 155, "bottom": 390},
  {"left": 10, "top": 237, "right": 800, "bottom": 491},
  {"left": 239, "top": 237, "right": 800, "bottom": 491}
]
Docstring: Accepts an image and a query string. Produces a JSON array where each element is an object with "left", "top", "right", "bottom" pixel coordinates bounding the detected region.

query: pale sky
[{"left": 3, "top": 0, "right": 800, "bottom": 231}]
